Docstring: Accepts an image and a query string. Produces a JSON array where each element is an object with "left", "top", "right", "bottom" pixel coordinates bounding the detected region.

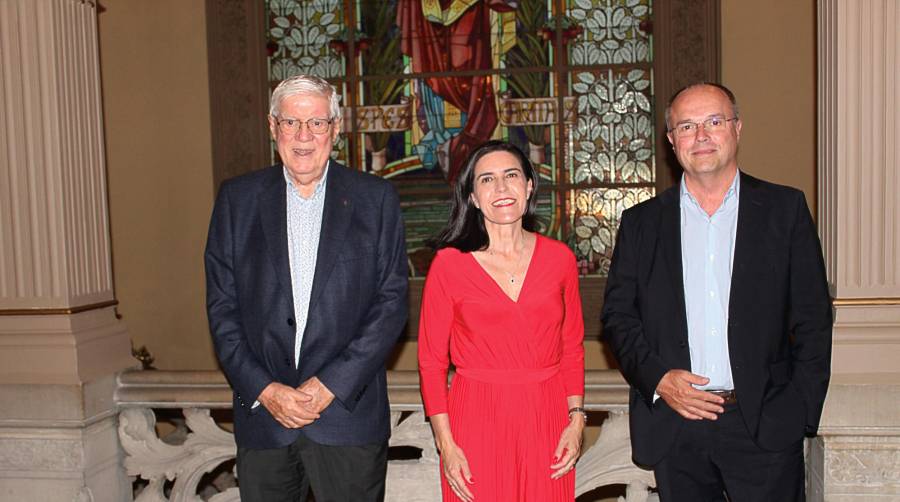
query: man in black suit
[
  {"left": 602, "top": 83, "right": 831, "bottom": 501},
  {"left": 205, "top": 74, "right": 408, "bottom": 501}
]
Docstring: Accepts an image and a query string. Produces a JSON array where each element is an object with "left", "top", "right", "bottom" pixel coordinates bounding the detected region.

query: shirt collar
[
  {"left": 284, "top": 160, "right": 329, "bottom": 200},
  {"left": 680, "top": 169, "right": 741, "bottom": 207}
]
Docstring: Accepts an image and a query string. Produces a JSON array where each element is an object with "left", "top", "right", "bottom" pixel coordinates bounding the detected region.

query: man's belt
[{"left": 708, "top": 389, "right": 737, "bottom": 405}]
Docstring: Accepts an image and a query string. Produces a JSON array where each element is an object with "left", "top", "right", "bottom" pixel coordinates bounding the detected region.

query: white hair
[{"left": 269, "top": 75, "right": 341, "bottom": 119}]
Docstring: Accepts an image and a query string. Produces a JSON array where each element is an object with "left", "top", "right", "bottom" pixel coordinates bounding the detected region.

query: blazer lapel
[
  {"left": 308, "top": 164, "right": 354, "bottom": 311},
  {"left": 658, "top": 187, "right": 689, "bottom": 339},
  {"left": 258, "top": 168, "right": 294, "bottom": 299},
  {"left": 729, "top": 173, "right": 769, "bottom": 316}
]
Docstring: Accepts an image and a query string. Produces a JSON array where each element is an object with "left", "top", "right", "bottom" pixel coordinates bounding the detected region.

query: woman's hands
[
  {"left": 439, "top": 438, "right": 475, "bottom": 501},
  {"left": 550, "top": 408, "right": 585, "bottom": 479},
  {"left": 430, "top": 413, "right": 475, "bottom": 501}
]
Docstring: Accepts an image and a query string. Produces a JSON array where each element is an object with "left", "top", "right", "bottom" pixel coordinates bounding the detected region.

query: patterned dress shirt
[{"left": 285, "top": 163, "right": 328, "bottom": 368}]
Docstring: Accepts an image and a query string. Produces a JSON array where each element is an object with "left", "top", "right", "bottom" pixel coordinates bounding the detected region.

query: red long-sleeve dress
[{"left": 418, "top": 234, "right": 585, "bottom": 501}]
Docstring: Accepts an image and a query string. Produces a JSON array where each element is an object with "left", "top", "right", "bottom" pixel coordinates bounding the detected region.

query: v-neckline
[{"left": 468, "top": 234, "right": 541, "bottom": 304}]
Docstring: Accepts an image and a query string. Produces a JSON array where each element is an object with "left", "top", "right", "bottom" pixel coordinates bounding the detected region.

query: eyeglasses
[
  {"left": 669, "top": 117, "right": 738, "bottom": 138},
  {"left": 274, "top": 117, "right": 334, "bottom": 135}
]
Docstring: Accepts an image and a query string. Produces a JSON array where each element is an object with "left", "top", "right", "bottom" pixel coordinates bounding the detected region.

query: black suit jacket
[
  {"left": 601, "top": 172, "right": 832, "bottom": 466},
  {"left": 205, "top": 162, "right": 408, "bottom": 449}
]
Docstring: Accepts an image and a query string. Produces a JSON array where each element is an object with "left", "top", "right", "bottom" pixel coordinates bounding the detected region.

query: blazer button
[
  {"left": 678, "top": 340, "right": 687, "bottom": 348},
  {"left": 287, "top": 318, "right": 295, "bottom": 327}
]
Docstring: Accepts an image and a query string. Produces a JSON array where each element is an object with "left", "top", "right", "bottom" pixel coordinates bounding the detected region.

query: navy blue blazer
[
  {"left": 602, "top": 172, "right": 832, "bottom": 467},
  {"left": 205, "top": 162, "right": 408, "bottom": 449}
]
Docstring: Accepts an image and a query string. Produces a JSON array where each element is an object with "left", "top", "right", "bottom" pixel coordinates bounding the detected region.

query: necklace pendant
[{"left": 509, "top": 277, "right": 516, "bottom": 284}]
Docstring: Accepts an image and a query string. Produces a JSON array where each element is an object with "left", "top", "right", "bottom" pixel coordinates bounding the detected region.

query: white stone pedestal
[
  {"left": 0, "top": 374, "right": 131, "bottom": 502},
  {"left": 807, "top": 374, "right": 900, "bottom": 500}
]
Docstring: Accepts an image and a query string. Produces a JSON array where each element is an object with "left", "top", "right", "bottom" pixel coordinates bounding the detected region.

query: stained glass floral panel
[
  {"left": 570, "top": 68, "right": 653, "bottom": 184},
  {"left": 567, "top": 0, "right": 651, "bottom": 66},
  {"left": 267, "top": 0, "right": 344, "bottom": 80},
  {"left": 570, "top": 187, "right": 653, "bottom": 274}
]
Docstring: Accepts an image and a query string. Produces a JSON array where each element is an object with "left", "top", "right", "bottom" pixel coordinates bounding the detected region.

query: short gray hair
[
  {"left": 664, "top": 82, "right": 739, "bottom": 130},
  {"left": 269, "top": 75, "right": 341, "bottom": 119}
]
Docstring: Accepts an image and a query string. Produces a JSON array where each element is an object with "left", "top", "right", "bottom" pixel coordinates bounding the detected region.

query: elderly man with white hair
[{"left": 205, "top": 74, "right": 408, "bottom": 501}]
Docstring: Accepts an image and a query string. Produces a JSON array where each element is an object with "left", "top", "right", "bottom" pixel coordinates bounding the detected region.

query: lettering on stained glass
[
  {"left": 342, "top": 100, "right": 413, "bottom": 133},
  {"left": 497, "top": 97, "right": 578, "bottom": 126}
]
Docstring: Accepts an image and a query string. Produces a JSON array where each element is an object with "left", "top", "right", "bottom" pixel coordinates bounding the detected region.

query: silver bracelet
[{"left": 568, "top": 406, "right": 587, "bottom": 424}]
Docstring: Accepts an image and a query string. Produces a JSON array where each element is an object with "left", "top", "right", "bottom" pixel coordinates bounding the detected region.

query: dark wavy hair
[{"left": 431, "top": 140, "right": 539, "bottom": 252}]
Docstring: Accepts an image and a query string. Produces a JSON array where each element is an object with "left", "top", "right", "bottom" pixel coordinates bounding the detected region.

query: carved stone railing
[{"left": 115, "top": 370, "right": 657, "bottom": 501}]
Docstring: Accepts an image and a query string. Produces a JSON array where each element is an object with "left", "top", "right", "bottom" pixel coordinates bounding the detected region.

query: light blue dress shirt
[
  {"left": 285, "top": 163, "right": 328, "bottom": 368},
  {"left": 680, "top": 172, "right": 740, "bottom": 390}
]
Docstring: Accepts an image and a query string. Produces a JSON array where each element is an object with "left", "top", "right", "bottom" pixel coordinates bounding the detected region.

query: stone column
[
  {"left": 811, "top": 0, "right": 900, "bottom": 499},
  {"left": 818, "top": 0, "right": 900, "bottom": 374},
  {"left": 0, "top": 1, "right": 134, "bottom": 500}
]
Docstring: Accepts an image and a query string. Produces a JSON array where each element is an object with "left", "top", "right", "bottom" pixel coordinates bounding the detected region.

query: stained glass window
[{"left": 267, "top": 0, "right": 654, "bottom": 276}]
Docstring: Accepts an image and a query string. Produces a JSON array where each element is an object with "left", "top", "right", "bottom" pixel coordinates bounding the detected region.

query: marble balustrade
[{"left": 113, "top": 369, "right": 657, "bottom": 502}]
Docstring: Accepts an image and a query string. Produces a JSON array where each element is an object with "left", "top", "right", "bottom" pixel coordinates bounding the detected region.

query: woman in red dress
[{"left": 418, "top": 141, "right": 586, "bottom": 501}]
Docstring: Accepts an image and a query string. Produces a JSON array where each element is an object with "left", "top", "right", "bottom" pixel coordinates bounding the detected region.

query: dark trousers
[
  {"left": 236, "top": 433, "right": 388, "bottom": 502},
  {"left": 654, "top": 404, "right": 805, "bottom": 502}
]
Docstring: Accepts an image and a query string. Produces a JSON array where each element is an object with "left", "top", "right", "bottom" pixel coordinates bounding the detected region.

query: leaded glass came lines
[
  {"left": 266, "top": 0, "right": 654, "bottom": 276},
  {"left": 268, "top": 0, "right": 343, "bottom": 79},
  {"left": 568, "top": 0, "right": 651, "bottom": 65}
]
